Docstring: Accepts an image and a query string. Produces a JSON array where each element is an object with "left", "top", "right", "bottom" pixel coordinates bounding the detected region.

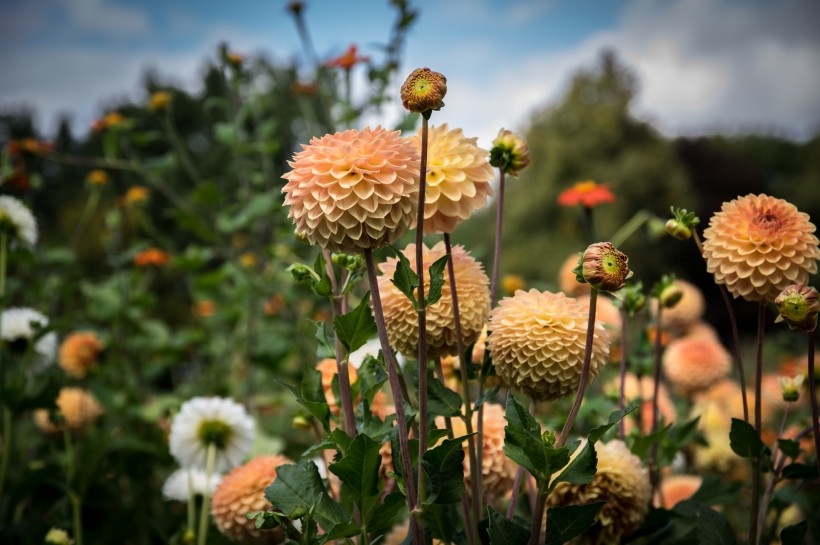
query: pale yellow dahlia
[
  {"left": 211, "top": 454, "right": 292, "bottom": 543},
  {"left": 436, "top": 402, "right": 517, "bottom": 504},
  {"left": 281, "top": 127, "right": 420, "bottom": 253},
  {"left": 548, "top": 440, "right": 651, "bottom": 545},
  {"left": 650, "top": 279, "right": 705, "bottom": 332},
  {"left": 408, "top": 124, "right": 494, "bottom": 234},
  {"left": 34, "top": 387, "right": 104, "bottom": 433},
  {"left": 58, "top": 331, "right": 104, "bottom": 378},
  {"left": 702, "top": 194, "right": 820, "bottom": 302},
  {"left": 377, "top": 242, "right": 490, "bottom": 359},
  {"left": 663, "top": 334, "right": 731, "bottom": 394},
  {"left": 487, "top": 289, "right": 610, "bottom": 400}
]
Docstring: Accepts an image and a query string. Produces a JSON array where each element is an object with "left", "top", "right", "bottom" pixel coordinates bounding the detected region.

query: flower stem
[
  {"left": 63, "top": 427, "right": 84, "bottom": 545},
  {"left": 757, "top": 404, "right": 790, "bottom": 542},
  {"left": 529, "top": 488, "right": 548, "bottom": 545},
  {"left": 197, "top": 442, "right": 217, "bottom": 545},
  {"left": 162, "top": 112, "right": 203, "bottom": 185},
  {"left": 0, "top": 407, "right": 12, "bottom": 500},
  {"left": 749, "top": 302, "right": 766, "bottom": 545},
  {"left": 363, "top": 249, "right": 420, "bottom": 545},
  {"left": 609, "top": 210, "right": 652, "bottom": 248},
  {"left": 489, "top": 170, "right": 506, "bottom": 308},
  {"left": 187, "top": 471, "right": 196, "bottom": 536},
  {"left": 444, "top": 233, "right": 481, "bottom": 528},
  {"left": 649, "top": 304, "right": 663, "bottom": 500},
  {"left": 557, "top": 288, "right": 598, "bottom": 448},
  {"left": 415, "top": 115, "right": 430, "bottom": 518},
  {"left": 618, "top": 304, "right": 628, "bottom": 440},
  {"left": 807, "top": 332, "right": 820, "bottom": 483}
]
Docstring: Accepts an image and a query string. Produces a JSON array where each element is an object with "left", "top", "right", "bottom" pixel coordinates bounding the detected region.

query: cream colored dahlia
[
  {"left": 281, "top": 127, "right": 419, "bottom": 253},
  {"left": 436, "top": 402, "right": 517, "bottom": 504},
  {"left": 408, "top": 124, "right": 494, "bottom": 234},
  {"left": 377, "top": 242, "right": 490, "bottom": 359},
  {"left": 58, "top": 331, "right": 104, "bottom": 378},
  {"left": 576, "top": 293, "right": 622, "bottom": 341},
  {"left": 557, "top": 253, "right": 591, "bottom": 297},
  {"left": 34, "top": 387, "right": 104, "bottom": 433},
  {"left": 548, "top": 440, "right": 651, "bottom": 544},
  {"left": 211, "top": 454, "right": 292, "bottom": 543},
  {"left": 702, "top": 194, "right": 820, "bottom": 302},
  {"left": 658, "top": 475, "right": 702, "bottom": 509},
  {"left": 663, "top": 334, "right": 731, "bottom": 394},
  {"left": 487, "top": 289, "right": 610, "bottom": 400},
  {"left": 650, "top": 279, "right": 705, "bottom": 332}
]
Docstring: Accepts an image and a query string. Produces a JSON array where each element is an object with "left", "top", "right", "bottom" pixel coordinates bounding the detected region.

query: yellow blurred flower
[
  {"left": 501, "top": 274, "right": 525, "bottom": 294},
  {"left": 239, "top": 252, "right": 257, "bottom": 268},
  {"left": 147, "top": 91, "right": 172, "bottom": 112},
  {"left": 124, "top": 186, "right": 150, "bottom": 205},
  {"left": 85, "top": 169, "right": 109, "bottom": 186}
]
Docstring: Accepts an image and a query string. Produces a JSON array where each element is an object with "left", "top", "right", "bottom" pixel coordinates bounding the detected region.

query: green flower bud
[
  {"left": 581, "top": 242, "right": 632, "bottom": 292},
  {"left": 489, "top": 129, "right": 530, "bottom": 176},
  {"left": 292, "top": 415, "right": 312, "bottom": 429},
  {"left": 778, "top": 375, "right": 804, "bottom": 403},
  {"left": 665, "top": 218, "right": 692, "bottom": 240},
  {"left": 659, "top": 284, "right": 684, "bottom": 309},
  {"left": 44, "top": 528, "right": 73, "bottom": 545},
  {"left": 774, "top": 284, "right": 819, "bottom": 333}
]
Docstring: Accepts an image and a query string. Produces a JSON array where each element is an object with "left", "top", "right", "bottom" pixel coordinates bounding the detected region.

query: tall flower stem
[
  {"left": 529, "top": 487, "right": 548, "bottom": 545},
  {"left": 618, "top": 304, "right": 629, "bottom": 440},
  {"left": 186, "top": 471, "right": 197, "bottom": 538},
  {"left": 415, "top": 115, "right": 431, "bottom": 514},
  {"left": 69, "top": 188, "right": 101, "bottom": 250},
  {"left": 443, "top": 233, "right": 481, "bottom": 527},
  {"left": 364, "top": 249, "right": 420, "bottom": 545},
  {"left": 162, "top": 112, "right": 203, "bottom": 185},
  {"left": 757, "top": 404, "right": 790, "bottom": 543},
  {"left": 197, "top": 442, "right": 217, "bottom": 545},
  {"left": 693, "top": 232, "right": 749, "bottom": 422},
  {"left": 0, "top": 408, "right": 11, "bottom": 501},
  {"left": 649, "top": 305, "right": 664, "bottom": 499},
  {"left": 322, "top": 249, "right": 357, "bottom": 436},
  {"left": 749, "top": 302, "right": 766, "bottom": 545},
  {"left": 807, "top": 333, "right": 820, "bottom": 481},
  {"left": 489, "top": 170, "right": 506, "bottom": 308},
  {"left": 63, "top": 428, "right": 84, "bottom": 545}
]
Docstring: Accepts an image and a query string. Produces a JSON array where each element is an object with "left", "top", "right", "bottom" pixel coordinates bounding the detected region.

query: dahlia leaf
[
  {"left": 277, "top": 378, "right": 331, "bottom": 432},
  {"left": 473, "top": 385, "right": 500, "bottom": 411},
  {"left": 780, "top": 462, "right": 818, "bottom": 480},
  {"left": 333, "top": 292, "right": 377, "bottom": 354},
  {"left": 777, "top": 438, "right": 800, "bottom": 460},
  {"left": 264, "top": 460, "right": 348, "bottom": 530},
  {"left": 329, "top": 433, "right": 382, "bottom": 505},
  {"left": 423, "top": 503, "right": 457, "bottom": 543},
  {"left": 390, "top": 245, "right": 420, "bottom": 308},
  {"left": 486, "top": 505, "right": 530, "bottom": 545},
  {"left": 425, "top": 254, "right": 450, "bottom": 307},
  {"left": 367, "top": 492, "right": 407, "bottom": 537},
  {"left": 588, "top": 405, "right": 638, "bottom": 443},
  {"left": 544, "top": 501, "right": 606, "bottom": 545},
  {"left": 550, "top": 442, "right": 597, "bottom": 490},
  {"left": 696, "top": 505, "right": 736, "bottom": 545},
  {"left": 728, "top": 418, "right": 765, "bottom": 459},
  {"left": 426, "top": 372, "right": 462, "bottom": 416},
  {"left": 421, "top": 434, "right": 475, "bottom": 504},
  {"left": 780, "top": 520, "right": 808, "bottom": 545}
]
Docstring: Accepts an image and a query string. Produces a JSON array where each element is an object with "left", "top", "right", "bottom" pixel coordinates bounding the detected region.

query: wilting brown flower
[
  {"left": 548, "top": 440, "right": 651, "bottom": 544},
  {"left": 658, "top": 475, "right": 702, "bottom": 509},
  {"left": 34, "top": 387, "right": 104, "bottom": 433},
  {"left": 488, "top": 289, "right": 610, "bottom": 400},
  {"left": 400, "top": 68, "right": 447, "bottom": 113},
  {"left": 211, "top": 454, "right": 292, "bottom": 543},
  {"left": 774, "top": 284, "right": 819, "bottom": 332},
  {"left": 408, "top": 124, "right": 494, "bottom": 234},
  {"left": 134, "top": 248, "right": 170, "bottom": 267},
  {"left": 649, "top": 279, "right": 705, "bottom": 333},
  {"left": 58, "top": 332, "right": 104, "bottom": 378},
  {"left": 663, "top": 334, "right": 731, "bottom": 394},
  {"left": 489, "top": 129, "right": 530, "bottom": 176},
  {"left": 581, "top": 242, "right": 631, "bottom": 292},
  {"left": 702, "top": 194, "right": 820, "bottom": 302},
  {"left": 281, "top": 127, "right": 420, "bottom": 253},
  {"left": 377, "top": 242, "right": 490, "bottom": 359},
  {"left": 558, "top": 253, "right": 591, "bottom": 297}
]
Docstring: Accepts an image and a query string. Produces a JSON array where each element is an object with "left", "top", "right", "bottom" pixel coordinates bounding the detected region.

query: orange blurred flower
[
  {"left": 123, "top": 186, "right": 150, "bottom": 205},
  {"left": 557, "top": 180, "right": 615, "bottom": 208},
  {"left": 239, "top": 252, "right": 257, "bottom": 268},
  {"left": 226, "top": 51, "right": 245, "bottom": 66},
  {"left": 193, "top": 300, "right": 217, "bottom": 317},
  {"left": 59, "top": 331, "right": 104, "bottom": 379},
  {"left": 264, "top": 294, "right": 285, "bottom": 316},
  {"left": 290, "top": 81, "right": 318, "bottom": 96},
  {"left": 134, "top": 248, "right": 170, "bottom": 267},
  {"left": 19, "top": 138, "right": 53, "bottom": 155},
  {"left": 324, "top": 44, "right": 370, "bottom": 69},
  {"left": 85, "top": 169, "right": 110, "bottom": 186}
]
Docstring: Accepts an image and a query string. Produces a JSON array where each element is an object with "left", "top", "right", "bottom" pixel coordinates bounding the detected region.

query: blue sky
[{"left": 1, "top": 0, "right": 819, "bottom": 147}]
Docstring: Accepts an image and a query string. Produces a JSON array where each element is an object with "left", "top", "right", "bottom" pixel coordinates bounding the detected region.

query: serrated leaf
[
  {"left": 729, "top": 418, "right": 765, "bottom": 458},
  {"left": 487, "top": 505, "right": 530, "bottom": 545},
  {"left": 780, "top": 520, "right": 808, "bottom": 545},
  {"left": 426, "top": 372, "right": 462, "bottom": 417},
  {"left": 544, "top": 502, "right": 606, "bottom": 545},
  {"left": 503, "top": 392, "right": 548, "bottom": 482},
  {"left": 311, "top": 253, "right": 333, "bottom": 297},
  {"left": 421, "top": 434, "right": 474, "bottom": 504},
  {"left": 550, "top": 441, "right": 597, "bottom": 490},
  {"left": 264, "top": 460, "right": 349, "bottom": 530},
  {"left": 425, "top": 254, "right": 450, "bottom": 307},
  {"left": 333, "top": 293, "right": 377, "bottom": 354},
  {"left": 588, "top": 405, "right": 638, "bottom": 443},
  {"left": 329, "top": 434, "right": 382, "bottom": 505},
  {"left": 390, "top": 246, "right": 420, "bottom": 308},
  {"left": 696, "top": 506, "right": 736, "bottom": 545}
]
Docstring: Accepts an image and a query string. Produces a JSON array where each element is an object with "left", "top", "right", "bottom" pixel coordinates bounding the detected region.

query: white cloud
[{"left": 65, "top": 0, "right": 150, "bottom": 36}]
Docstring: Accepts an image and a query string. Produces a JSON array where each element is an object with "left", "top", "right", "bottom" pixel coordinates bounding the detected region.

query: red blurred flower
[
  {"left": 134, "top": 248, "right": 170, "bottom": 267},
  {"left": 324, "top": 44, "right": 370, "bottom": 70},
  {"left": 557, "top": 180, "right": 616, "bottom": 208}
]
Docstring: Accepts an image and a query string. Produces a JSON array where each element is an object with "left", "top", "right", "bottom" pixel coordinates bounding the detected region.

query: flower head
[
  {"left": 408, "top": 124, "right": 494, "bottom": 233},
  {"left": 501, "top": 274, "right": 526, "bottom": 294},
  {"left": 548, "top": 440, "right": 650, "bottom": 544},
  {"left": 377, "top": 242, "right": 490, "bottom": 359},
  {"left": 1, "top": 307, "right": 57, "bottom": 371},
  {"left": 658, "top": 475, "right": 702, "bottom": 509},
  {"left": 58, "top": 331, "right": 104, "bottom": 378},
  {"left": 702, "top": 194, "right": 820, "bottom": 302},
  {"left": 774, "top": 284, "right": 819, "bottom": 333},
  {"left": 134, "top": 247, "right": 170, "bottom": 267},
  {"left": 324, "top": 44, "right": 370, "bottom": 69},
  {"left": 487, "top": 289, "right": 610, "bottom": 400},
  {"left": 316, "top": 358, "right": 358, "bottom": 416},
  {"left": 400, "top": 68, "right": 447, "bottom": 114},
  {"left": 557, "top": 180, "right": 615, "bottom": 208},
  {"left": 778, "top": 374, "right": 804, "bottom": 403},
  {"left": 148, "top": 91, "right": 172, "bottom": 112},
  {"left": 489, "top": 129, "right": 530, "bottom": 176},
  {"left": 663, "top": 334, "right": 731, "bottom": 394},
  {"left": 34, "top": 387, "right": 104, "bottom": 433},
  {"left": 162, "top": 467, "right": 223, "bottom": 502},
  {"left": 211, "top": 455, "right": 292, "bottom": 543},
  {"left": 282, "top": 127, "right": 420, "bottom": 253},
  {"left": 0, "top": 195, "right": 38, "bottom": 246},
  {"left": 169, "top": 397, "right": 255, "bottom": 472},
  {"left": 85, "top": 169, "right": 109, "bottom": 186},
  {"left": 124, "top": 186, "right": 150, "bottom": 206},
  {"left": 581, "top": 242, "right": 631, "bottom": 292}
]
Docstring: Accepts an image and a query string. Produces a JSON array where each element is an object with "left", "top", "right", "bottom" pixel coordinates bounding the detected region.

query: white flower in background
[
  {"left": 0, "top": 195, "right": 38, "bottom": 246},
  {"left": 348, "top": 336, "right": 382, "bottom": 369},
  {"left": 169, "top": 396, "right": 255, "bottom": 473},
  {"left": 1, "top": 307, "right": 57, "bottom": 371},
  {"left": 162, "top": 467, "right": 223, "bottom": 502}
]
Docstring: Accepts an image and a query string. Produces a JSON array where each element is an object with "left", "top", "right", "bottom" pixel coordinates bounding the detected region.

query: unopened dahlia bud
[
  {"left": 665, "top": 219, "right": 692, "bottom": 240},
  {"left": 400, "top": 68, "right": 447, "bottom": 114},
  {"left": 778, "top": 375, "right": 804, "bottom": 403},
  {"left": 581, "top": 242, "right": 631, "bottom": 292},
  {"left": 659, "top": 283, "right": 684, "bottom": 309},
  {"left": 489, "top": 129, "right": 530, "bottom": 177},
  {"left": 44, "top": 528, "right": 73, "bottom": 545},
  {"left": 774, "top": 284, "right": 819, "bottom": 333}
]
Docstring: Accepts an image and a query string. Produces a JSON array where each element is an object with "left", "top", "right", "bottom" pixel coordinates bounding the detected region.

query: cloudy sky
[{"left": 1, "top": 0, "right": 819, "bottom": 148}]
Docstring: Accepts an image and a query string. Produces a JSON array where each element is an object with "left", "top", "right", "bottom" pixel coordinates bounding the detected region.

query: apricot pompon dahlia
[{"left": 58, "top": 331, "right": 104, "bottom": 379}]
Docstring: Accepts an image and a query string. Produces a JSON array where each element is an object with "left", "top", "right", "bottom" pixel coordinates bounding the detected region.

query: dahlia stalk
[
  {"left": 63, "top": 428, "right": 84, "bottom": 545},
  {"left": 197, "top": 442, "right": 217, "bottom": 545}
]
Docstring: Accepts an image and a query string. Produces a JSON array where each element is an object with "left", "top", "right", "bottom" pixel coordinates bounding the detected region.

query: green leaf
[
  {"left": 367, "top": 492, "right": 407, "bottom": 537},
  {"left": 503, "top": 392, "right": 549, "bottom": 482},
  {"left": 426, "top": 372, "right": 463, "bottom": 417},
  {"left": 329, "top": 434, "right": 382, "bottom": 505},
  {"left": 421, "top": 434, "right": 474, "bottom": 504},
  {"left": 390, "top": 246, "right": 419, "bottom": 308},
  {"left": 544, "top": 502, "right": 606, "bottom": 545},
  {"left": 333, "top": 293, "right": 377, "bottom": 354},
  {"left": 423, "top": 504, "right": 457, "bottom": 543},
  {"left": 696, "top": 506, "right": 736, "bottom": 545},
  {"left": 311, "top": 253, "right": 333, "bottom": 298},
  {"left": 473, "top": 385, "right": 501, "bottom": 411},
  {"left": 425, "top": 254, "right": 450, "bottom": 307},
  {"left": 277, "top": 369, "right": 331, "bottom": 432},
  {"left": 781, "top": 462, "right": 818, "bottom": 480},
  {"left": 487, "top": 505, "right": 530, "bottom": 545},
  {"left": 264, "top": 460, "right": 349, "bottom": 530},
  {"left": 589, "top": 405, "right": 638, "bottom": 443},
  {"left": 323, "top": 520, "right": 360, "bottom": 541},
  {"left": 777, "top": 438, "right": 800, "bottom": 459},
  {"left": 550, "top": 442, "right": 597, "bottom": 490},
  {"left": 673, "top": 476, "right": 741, "bottom": 517},
  {"left": 780, "top": 520, "right": 808, "bottom": 545},
  {"left": 729, "top": 418, "right": 765, "bottom": 458}
]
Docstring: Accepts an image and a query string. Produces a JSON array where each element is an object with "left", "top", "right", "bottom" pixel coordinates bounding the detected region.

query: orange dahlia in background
[
  {"left": 408, "top": 123, "right": 494, "bottom": 234},
  {"left": 557, "top": 253, "right": 591, "bottom": 297},
  {"left": 488, "top": 289, "right": 610, "bottom": 400},
  {"left": 663, "top": 333, "right": 731, "bottom": 394},
  {"left": 377, "top": 242, "right": 490, "bottom": 359},
  {"left": 58, "top": 332, "right": 104, "bottom": 378},
  {"left": 557, "top": 180, "right": 615, "bottom": 208},
  {"left": 649, "top": 279, "right": 705, "bottom": 333},
  {"left": 134, "top": 247, "right": 170, "bottom": 267},
  {"left": 657, "top": 475, "right": 702, "bottom": 509},
  {"left": 34, "top": 387, "right": 104, "bottom": 433},
  {"left": 281, "top": 127, "right": 419, "bottom": 253},
  {"left": 211, "top": 454, "right": 292, "bottom": 543},
  {"left": 702, "top": 194, "right": 820, "bottom": 302},
  {"left": 316, "top": 358, "right": 357, "bottom": 415}
]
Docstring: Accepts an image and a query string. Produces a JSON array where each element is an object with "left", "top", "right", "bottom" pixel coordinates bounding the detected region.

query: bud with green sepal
[
  {"left": 666, "top": 207, "right": 700, "bottom": 241},
  {"left": 580, "top": 242, "right": 632, "bottom": 292},
  {"left": 774, "top": 284, "right": 819, "bottom": 333}
]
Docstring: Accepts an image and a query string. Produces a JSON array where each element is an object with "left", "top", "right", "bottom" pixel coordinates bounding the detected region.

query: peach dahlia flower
[
  {"left": 702, "top": 194, "right": 819, "bottom": 302},
  {"left": 281, "top": 127, "right": 419, "bottom": 253},
  {"left": 34, "top": 387, "right": 104, "bottom": 433},
  {"left": 58, "top": 332, "right": 104, "bottom": 378},
  {"left": 663, "top": 334, "right": 731, "bottom": 394}
]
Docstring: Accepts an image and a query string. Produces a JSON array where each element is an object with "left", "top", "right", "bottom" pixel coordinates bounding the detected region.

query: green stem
[
  {"left": 749, "top": 302, "right": 766, "bottom": 545},
  {"left": 197, "top": 443, "right": 217, "bottom": 545},
  {"left": 609, "top": 210, "right": 652, "bottom": 247},
  {"left": 415, "top": 115, "right": 430, "bottom": 521},
  {"left": 489, "top": 170, "right": 506, "bottom": 307},
  {"left": 618, "top": 304, "right": 629, "bottom": 440},
  {"left": 63, "top": 427, "right": 84, "bottom": 545},
  {"left": 187, "top": 470, "right": 197, "bottom": 536},
  {"left": 528, "top": 488, "right": 548, "bottom": 545},
  {"left": 0, "top": 408, "right": 11, "bottom": 499},
  {"left": 70, "top": 188, "right": 101, "bottom": 250},
  {"left": 163, "top": 112, "right": 203, "bottom": 185}
]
